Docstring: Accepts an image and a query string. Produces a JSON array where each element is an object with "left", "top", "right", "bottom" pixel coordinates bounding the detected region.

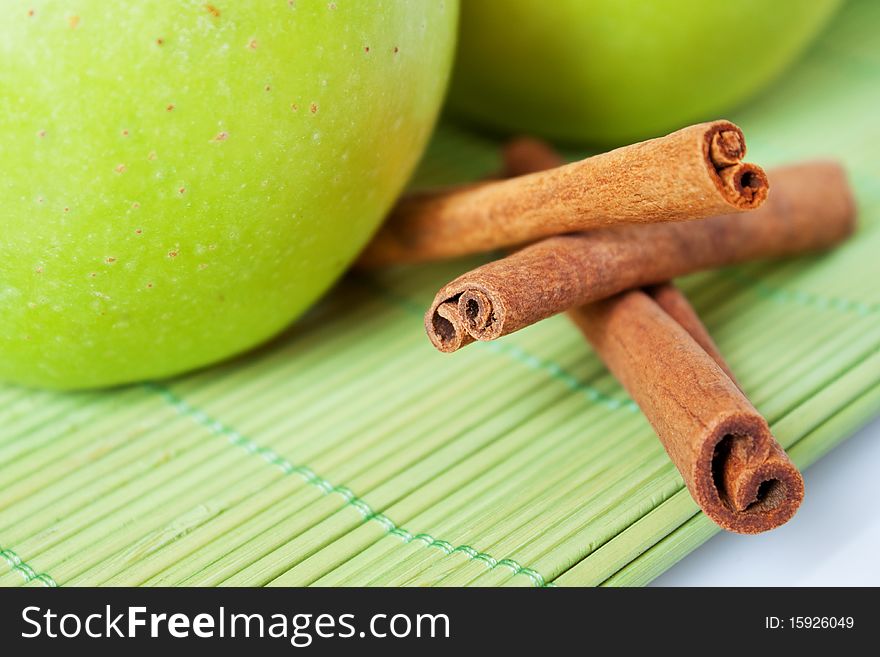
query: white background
[{"left": 653, "top": 415, "right": 880, "bottom": 586}]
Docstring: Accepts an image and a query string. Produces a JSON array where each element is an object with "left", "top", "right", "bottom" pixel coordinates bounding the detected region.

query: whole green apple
[
  {"left": 0, "top": 1, "right": 457, "bottom": 389},
  {"left": 448, "top": 0, "right": 839, "bottom": 144}
]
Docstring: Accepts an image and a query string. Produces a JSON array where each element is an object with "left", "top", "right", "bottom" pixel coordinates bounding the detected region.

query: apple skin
[
  {"left": 448, "top": 0, "right": 840, "bottom": 145},
  {"left": 0, "top": 1, "right": 457, "bottom": 389}
]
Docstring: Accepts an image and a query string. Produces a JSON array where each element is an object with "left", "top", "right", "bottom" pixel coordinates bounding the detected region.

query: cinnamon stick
[
  {"left": 425, "top": 161, "right": 855, "bottom": 352},
  {"left": 569, "top": 287, "right": 804, "bottom": 533},
  {"left": 359, "top": 120, "right": 768, "bottom": 267},
  {"left": 645, "top": 283, "right": 740, "bottom": 388}
]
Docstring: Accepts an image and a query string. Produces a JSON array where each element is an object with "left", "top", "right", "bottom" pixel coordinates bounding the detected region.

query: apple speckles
[
  {"left": 121, "top": 129, "right": 130, "bottom": 137},
  {"left": 167, "top": 250, "right": 179, "bottom": 259},
  {"left": 34, "top": 266, "right": 44, "bottom": 274},
  {"left": 114, "top": 164, "right": 127, "bottom": 174},
  {"left": 27, "top": 8, "right": 35, "bottom": 18},
  {"left": 63, "top": 206, "right": 70, "bottom": 213},
  {"left": 1, "top": 2, "right": 458, "bottom": 389},
  {"left": 328, "top": 2, "right": 337, "bottom": 10},
  {"left": 37, "top": 129, "right": 46, "bottom": 138},
  {"left": 36, "top": 196, "right": 45, "bottom": 204},
  {"left": 247, "top": 38, "right": 258, "bottom": 50},
  {"left": 393, "top": 46, "right": 400, "bottom": 55},
  {"left": 364, "top": 46, "right": 371, "bottom": 54},
  {"left": 105, "top": 257, "right": 116, "bottom": 265},
  {"left": 204, "top": 4, "right": 221, "bottom": 18},
  {"left": 146, "top": 282, "right": 154, "bottom": 289},
  {"left": 68, "top": 15, "right": 80, "bottom": 30},
  {"left": 212, "top": 131, "right": 229, "bottom": 142}
]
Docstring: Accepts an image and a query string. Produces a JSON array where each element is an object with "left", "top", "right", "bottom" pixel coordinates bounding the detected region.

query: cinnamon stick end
[
  {"left": 819, "top": 161, "right": 858, "bottom": 239},
  {"left": 713, "top": 457, "right": 804, "bottom": 535},
  {"left": 695, "top": 420, "right": 805, "bottom": 534},
  {"left": 458, "top": 288, "right": 504, "bottom": 341},
  {"left": 709, "top": 128, "right": 746, "bottom": 167},
  {"left": 718, "top": 162, "right": 770, "bottom": 210},
  {"left": 704, "top": 121, "right": 770, "bottom": 210},
  {"left": 426, "top": 299, "right": 472, "bottom": 353}
]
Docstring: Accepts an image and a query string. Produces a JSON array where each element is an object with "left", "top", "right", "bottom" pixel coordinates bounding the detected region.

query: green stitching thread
[
  {"left": 390, "top": 533, "right": 554, "bottom": 587},
  {"left": 474, "top": 553, "right": 497, "bottom": 567},
  {"left": 453, "top": 545, "right": 478, "bottom": 558},
  {"left": 0, "top": 546, "right": 57, "bottom": 587},
  {"left": 146, "top": 383, "right": 553, "bottom": 586},
  {"left": 3, "top": 295, "right": 581, "bottom": 588},
  {"left": 517, "top": 567, "right": 547, "bottom": 587},
  {"left": 484, "top": 341, "right": 637, "bottom": 412},
  {"left": 35, "top": 573, "right": 58, "bottom": 587},
  {"left": 723, "top": 270, "right": 880, "bottom": 317}
]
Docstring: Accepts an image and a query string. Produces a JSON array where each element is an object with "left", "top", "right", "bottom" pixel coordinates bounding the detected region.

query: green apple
[
  {"left": 0, "top": 0, "right": 457, "bottom": 389},
  {"left": 448, "top": 0, "right": 840, "bottom": 145}
]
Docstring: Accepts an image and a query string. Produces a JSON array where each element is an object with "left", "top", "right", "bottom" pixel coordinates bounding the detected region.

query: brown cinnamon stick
[
  {"left": 425, "top": 161, "right": 855, "bottom": 352},
  {"left": 645, "top": 283, "right": 740, "bottom": 388},
  {"left": 569, "top": 287, "right": 804, "bottom": 533},
  {"left": 359, "top": 120, "right": 768, "bottom": 267}
]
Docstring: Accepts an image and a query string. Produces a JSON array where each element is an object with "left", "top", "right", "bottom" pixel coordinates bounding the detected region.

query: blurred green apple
[
  {"left": 0, "top": 0, "right": 457, "bottom": 389},
  {"left": 448, "top": 0, "right": 840, "bottom": 144}
]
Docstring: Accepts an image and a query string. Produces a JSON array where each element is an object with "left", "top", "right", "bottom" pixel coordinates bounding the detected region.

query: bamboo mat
[{"left": 2, "top": 0, "right": 879, "bottom": 588}]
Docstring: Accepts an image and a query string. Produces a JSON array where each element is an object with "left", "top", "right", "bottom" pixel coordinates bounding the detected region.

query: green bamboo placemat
[{"left": 2, "top": 0, "right": 879, "bottom": 588}]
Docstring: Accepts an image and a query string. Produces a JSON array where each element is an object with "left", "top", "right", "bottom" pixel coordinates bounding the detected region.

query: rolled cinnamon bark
[
  {"left": 359, "top": 120, "right": 768, "bottom": 267},
  {"left": 429, "top": 300, "right": 474, "bottom": 353},
  {"left": 569, "top": 288, "right": 804, "bottom": 533},
  {"left": 425, "top": 161, "right": 855, "bottom": 352},
  {"left": 645, "top": 283, "right": 740, "bottom": 388}
]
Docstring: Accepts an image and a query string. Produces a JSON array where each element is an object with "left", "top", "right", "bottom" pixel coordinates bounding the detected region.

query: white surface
[{"left": 652, "top": 415, "right": 880, "bottom": 586}]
